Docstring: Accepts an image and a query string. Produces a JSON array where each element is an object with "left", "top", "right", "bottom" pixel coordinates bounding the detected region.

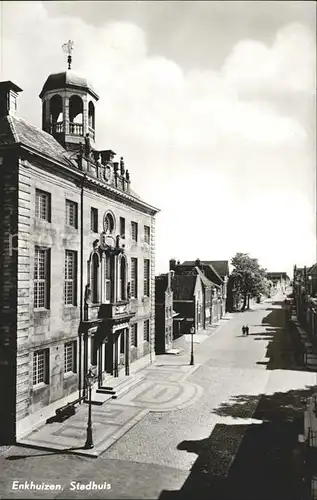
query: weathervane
[{"left": 62, "top": 40, "right": 74, "bottom": 70}]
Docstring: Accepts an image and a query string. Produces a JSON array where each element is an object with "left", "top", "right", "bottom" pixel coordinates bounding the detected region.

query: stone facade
[{"left": 0, "top": 75, "right": 159, "bottom": 442}]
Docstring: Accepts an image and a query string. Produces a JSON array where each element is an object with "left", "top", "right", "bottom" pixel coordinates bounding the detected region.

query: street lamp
[
  {"left": 190, "top": 326, "right": 195, "bottom": 365},
  {"left": 84, "top": 368, "right": 95, "bottom": 449}
]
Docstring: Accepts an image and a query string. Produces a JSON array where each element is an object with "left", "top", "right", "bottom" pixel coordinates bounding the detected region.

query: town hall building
[{"left": 0, "top": 46, "right": 159, "bottom": 443}]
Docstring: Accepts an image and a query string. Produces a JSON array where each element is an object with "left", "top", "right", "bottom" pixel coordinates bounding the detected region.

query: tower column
[
  {"left": 64, "top": 92, "right": 70, "bottom": 136},
  {"left": 83, "top": 95, "right": 88, "bottom": 138}
]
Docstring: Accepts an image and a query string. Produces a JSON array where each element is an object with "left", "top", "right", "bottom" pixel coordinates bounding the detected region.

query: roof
[
  {"left": 179, "top": 261, "right": 223, "bottom": 285},
  {"left": 195, "top": 267, "right": 219, "bottom": 289},
  {"left": 39, "top": 70, "right": 99, "bottom": 100},
  {"left": 266, "top": 272, "right": 290, "bottom": 279},
  {"left": 172, "top": 275, "right": 197, "bottom": 301},
  {"left": 0, "top": 81, "right": 23, "bottom": 93},
  {"left": 0, "top": 114, "right": 155, "bottom": 210},
  {"left": 0, "top": 115, "right": 74, "bottom": 167},
  {"left": 308, "top": 264, "right": 317, "bottom": 275},
  {"left": 182, "top": 260, "right": 229, "bottom": 277}
]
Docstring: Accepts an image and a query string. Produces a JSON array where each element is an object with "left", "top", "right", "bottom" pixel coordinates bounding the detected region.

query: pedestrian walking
[
  {"left": 242, "top": 325, "right": 246, "bottom": 336},
  {"left": 245, "top": 325, "right": 249, "bottom": 336}
]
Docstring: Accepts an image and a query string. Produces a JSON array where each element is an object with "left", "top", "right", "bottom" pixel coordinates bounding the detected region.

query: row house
[
  {"left": 154, "top": 259, "right": 228, "bottom": 354},
  {"left": 294, "top": 264, "right": 317, "bottom": 495},
  {"left": 294, "top": 265, "right": 317, "bottom": 344},
  {"left": 0, "top": 63, "right": 159, "bottom": 442},
  {"left": 171, "top": 258, "right": 228, "bottom": 323},
  {"left": 266, "top": 272, "right": 290, "bottom": 294}
]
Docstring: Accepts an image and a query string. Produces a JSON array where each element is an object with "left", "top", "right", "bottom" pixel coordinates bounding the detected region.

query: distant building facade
[
  {"left": 0, "top": 66, "right": 159, "bottom": 442},
  {"left": 171, "top": 273, "right": 204, "bottom": 337},
  {"left": 171, "top": 259, "right": 228, "bottom": 323},
  {"left": 155, "top": 271, "right": 176, "bottom": 354},
  {"left": 266, "top": 272, "right": 290, "bottom": 294}
]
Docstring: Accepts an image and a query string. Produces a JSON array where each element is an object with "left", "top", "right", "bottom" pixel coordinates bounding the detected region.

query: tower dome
[
  {"left": 39, "top": 41, "right": 99, "bottom": 152},
  {"left": 39, "top": 70, "right": 99, "bottom": 100}
]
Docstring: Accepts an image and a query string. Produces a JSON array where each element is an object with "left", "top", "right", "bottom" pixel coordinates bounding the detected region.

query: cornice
[{"left": 17, "top": 143, "right": 160, "bottom": 216}]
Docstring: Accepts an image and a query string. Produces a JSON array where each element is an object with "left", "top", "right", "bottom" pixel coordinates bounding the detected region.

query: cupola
[{"left": 39, "top": 40, "right": 99, "bottom": 152}]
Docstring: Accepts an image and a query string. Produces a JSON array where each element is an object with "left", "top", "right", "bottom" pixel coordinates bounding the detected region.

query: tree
[{"left": 230, "top": 253, "right": 267, "bottom": 311}]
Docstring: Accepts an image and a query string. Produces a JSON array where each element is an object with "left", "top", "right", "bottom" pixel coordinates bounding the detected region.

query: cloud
[
  {"left": 2, "top": 2, "right": 315, "bottom": 274},
  {"left": 223, "top": 22, "right": 316, "bottom": 95}
]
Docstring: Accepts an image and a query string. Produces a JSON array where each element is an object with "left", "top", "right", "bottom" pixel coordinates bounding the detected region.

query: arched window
[
  {"left": 105, "top": 254, "right": 112, "bottom": 303},
  {"left": 91, "top": 252, "right": 99, "bottom": 304},
  {"left": 119, "top": 256, "right": 127, "bottom": 301},
  {"left": 49, "top": 95, "right": 63, "bottom": 134},
  {"left": 69, "top": 95, "right": 83, "bottom": 136},
  {"left": 103, "top": 212, "right": 115, "bottom": 234},
  {"left": 88, "top": 101, "right": 95, "bottom": 130}
]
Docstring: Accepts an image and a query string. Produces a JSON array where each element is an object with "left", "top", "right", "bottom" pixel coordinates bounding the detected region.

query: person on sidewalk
[
  {"left": 242, "top": 325, "right": 246, "bottom": 336},
  {"left": 245, "top": 325, "right": 249, "bottom": 336}
]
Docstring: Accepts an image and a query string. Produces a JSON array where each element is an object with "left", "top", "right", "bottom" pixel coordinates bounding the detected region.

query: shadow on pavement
[
  {"left": 158, "top": 385, "right": 316, "bottom": 500},
  {"left": 6, "top": 445, "right": 88, "bottom": 461},
  {"left": 258, "top": 309, "right": 307, "bottom": 371}
]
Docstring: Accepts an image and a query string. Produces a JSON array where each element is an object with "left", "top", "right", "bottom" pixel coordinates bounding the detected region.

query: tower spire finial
[{"left": 62, "top": 40, "right": 74, "bottom": 70}]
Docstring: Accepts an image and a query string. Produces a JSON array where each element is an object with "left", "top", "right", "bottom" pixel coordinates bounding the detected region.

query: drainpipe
[{"left": 78, "top": 173, "right": 87, "bottom": 400}]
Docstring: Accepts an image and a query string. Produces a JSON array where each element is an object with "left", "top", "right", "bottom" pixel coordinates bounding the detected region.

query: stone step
[
  {"left": 85, "top": 390, "right": 113, "bottom": 406},
  {"left": 95, "top": 373, "right": 145, "bottom": 401}
]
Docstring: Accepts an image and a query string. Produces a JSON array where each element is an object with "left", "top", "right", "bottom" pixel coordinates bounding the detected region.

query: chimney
[
  {"left": 167, "top": 270, "right": 175, "bottom": 289},
  {"left": 169, "top": 258, "right": 176, "bottom": 271},
  {"left": 100, "top": 149, "right": 116, "bottom": 164},
  {"left": 195, "top": 258, "right": 202, "bottom": 269},
  {"left": 0, "top": 81, "right": 23, "bottom": 118}
]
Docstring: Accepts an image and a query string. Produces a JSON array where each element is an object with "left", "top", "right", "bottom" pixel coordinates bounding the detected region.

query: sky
[{"left": 1, "top": 1, "right": 316, "bottom": 276}]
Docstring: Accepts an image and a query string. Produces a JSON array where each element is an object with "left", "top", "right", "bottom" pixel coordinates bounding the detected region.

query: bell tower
[{"left": 39, "top": 41, "right": 99, "bottom": 152}]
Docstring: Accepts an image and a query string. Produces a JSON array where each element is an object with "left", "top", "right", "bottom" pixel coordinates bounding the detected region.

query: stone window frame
[
  {"left": 64, "top": 250, "right": 77, "bottom": 306},
  {"left": 143, "top": 258, "right": 150, "bottom": 297},
  {"left": 33, "top": 348, "right": 49, "bottom": 386},
  {"left": 90, "top": 207, "right": 98, "bottom": 233},
  {"left": 144, "top": 225, "right": 150, "bottom": 245},
  {"left": 64, "top": 341, "right": 77, "bottom": 374},
  {"left": 34, "top": 246, "right": 50, "bottom": 310},
  {"left": 130, "top": 257, "right": 138, "bottom": 299},
  {"left": 131, "top": 221, "right": 138, "bottom": 242},
  {"left": 35, "top": 188, "right": 51, "bottom": 222},
  {"left": 65, "top": 199, "right": 78, "bottom": 228},
  {"left": 143, "top": 319, "right": 150, "bottom": 342}
]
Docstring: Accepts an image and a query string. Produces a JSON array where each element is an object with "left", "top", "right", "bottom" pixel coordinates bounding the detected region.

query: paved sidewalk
[
  {"left": 17, "top": 356, "right": 205, "bottom": 458},
  {"left": 16, "top": 315, "right": 233, "bottom": 458}
]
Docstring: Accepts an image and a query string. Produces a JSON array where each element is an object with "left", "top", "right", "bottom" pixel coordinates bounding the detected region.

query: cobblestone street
[{"left": 1, "top": 295, "right": 316, "bottom": 499}]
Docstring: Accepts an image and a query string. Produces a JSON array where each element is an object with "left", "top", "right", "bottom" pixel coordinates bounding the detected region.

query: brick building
[
  {"left": 171, "top": 273, "right": 204, "bottom": 338},
  {"left": 0, "top": 65, "right": 159, "bottom": 442},
  {"left": 155, "top": 271, "right": 177, "bottom": 354}
]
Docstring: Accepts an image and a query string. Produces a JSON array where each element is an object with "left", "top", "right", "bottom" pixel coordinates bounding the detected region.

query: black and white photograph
[{"left": 0, "top": 1, "right": 316, "bottom": 499}]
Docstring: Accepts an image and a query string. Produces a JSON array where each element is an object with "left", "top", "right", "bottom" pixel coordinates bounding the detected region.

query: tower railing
[
  {"left": 50, "top": 121, "right": 64, "bottom": 134},
  {"left": 69, "top": 122, "right": 83, "bottom": 136}
]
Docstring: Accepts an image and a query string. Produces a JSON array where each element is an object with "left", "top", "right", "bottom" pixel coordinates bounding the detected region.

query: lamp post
[
  {"left": 190, "top": 326, "right": 195, "bottom": 365},
  {"left": 84, "top": 368, "right": 95, "bottom": 449}
]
